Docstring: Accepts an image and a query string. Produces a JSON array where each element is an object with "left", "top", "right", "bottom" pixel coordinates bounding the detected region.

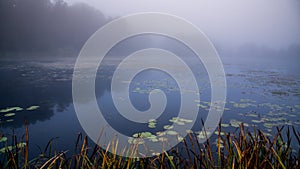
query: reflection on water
[{"left": 0, "top": 55, "right": 300, "bottom": 157}]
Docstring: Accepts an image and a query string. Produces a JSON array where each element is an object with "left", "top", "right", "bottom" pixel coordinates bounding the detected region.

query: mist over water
[{"left": 0, "top": 0, "right": 299, "bottom": 158}]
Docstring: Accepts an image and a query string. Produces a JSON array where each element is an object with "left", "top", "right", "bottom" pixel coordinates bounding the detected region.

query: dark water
[{"left": 0, "top": 55, "right": 299, "bottom": 158}]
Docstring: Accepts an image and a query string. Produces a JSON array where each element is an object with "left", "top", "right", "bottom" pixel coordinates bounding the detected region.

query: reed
[{"left": 0, "top": 123, "right": 299, "bottom": 169}]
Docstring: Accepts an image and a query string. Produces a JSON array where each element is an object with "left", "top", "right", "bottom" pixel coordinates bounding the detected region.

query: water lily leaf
[
  {"left": 221, "top": 123, "right": 229, "bottom": 127},
  {"left": 4, "top": 113, "right": 15, "bottom": 117},
  {"left": 148, "top": 124, "right": 156, "bottom": 128},
  {"left": 179, "top": 118, "right": 193, "bottom": 123},
  {"left": 0, "top": 142, "right": 26, "bottom": 153},
  {"left": 26, "top": 106, "right": 39, "bottom": 111},
  {"left": 0, "top": 137, "right": 7, "bottom": 143},
  {"left": 230, "top": 119, "right": 242, "bottom": 128},
  {"left": 149, "top": 138, "right": 158, "bottom": 142},
  {"left": 163, "top": 125, "right": 173, "bottom": 130},
  {"left": 158, "top": 137, "right": 168, "bottom": 142},
  {"left": 246, "top": 114, "right": 258, "bottom": 117},
  {"left": 214, "top": 131, "right": 225, "bottom": 136},
  {"left": 148, "top": 119, "right": 157, "bottom": 123},
  {"left": 177, "top": 136, "right": 184, "bottom": 142},
  {"left": 263, "top": 123, "right": 275, "bottom": 129},
  {"left": 166, "top": 130, "right": 178, "bottom": 136},
  {"left": 156, "top": 131, "right": 166, "bottom": 137},
  {"left": 6, "top": 119, "right": 14, "bottom": 122},
  {"left": 132, "top": 132, "right": 154, "bottom": 139},
  {"left": 175, "top": 121, "right": 185, "bottom": 125},
  {"left": 128, "top": 138, "right": 144, "bottom": 144},
  {"left": 251, "top": 119, "right": 263, "bottom": 123},
  {"left": 196, "top": 131, "right": 211, "bottom": 139},
  {"left": 0, "top": 107, "right": 23, "bottom": 113},
  {"left": 169, "top": 117, "right": 179, "bottom": 123},
  {"left": 197, "top": 104, "right": 208, "bottom": 109}
]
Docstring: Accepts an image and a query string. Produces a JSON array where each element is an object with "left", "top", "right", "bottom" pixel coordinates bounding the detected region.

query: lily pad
[
  {"left": 230, "top": 119, "right": 242, "bottom": 128},
  {"left": 263, "top": 123, "right": 275, "bottom": 129},
  {"left": 179, "top": 118, "right": 193, "bottom": 123},
  {"left": 196, "top": 131, "right": 211, "bottom": 139},
  {"left": 0, "top": 107, "right": 23, "bottom": 113},
  {"left": 177, "top": 136, "right": 184, "bottom": 142},
  {"left": 26, "top": 106, "right": 39, "bottom": 111},
  {"left": 0, "top": 137, "right": 7, "bottom": 143},
  {"left": 245, "top": 114, "right": 258, "bottom": 117},
  {"left": 163, "top": 125, "right": 173, "bottom": 130},
  {"left": 221, "top": 123, "right": 230, "bottom": 128},
  {"left": 158, "top": 137, "right": 168, "bottom": 142},
  {"left": 0, "top": 142, "right": 26, "bottom": 153},
  {"left": 166, "top": 130, "right": 178, "bottom": 136},
  {"left": 251, "top": 119, "right": 263, "bottom": 123},
  {"left": 132, "top": 132, "right": 153, "bottom": 138},
  {"left": 156, "top": 131, "right": 166, "bottom": 137},
  {"left": 128, "top": 138, "right": 144, "bottom": 144},
  {"left": 4, "top": 113, "right": 15, "bottom": 117},
  {"left": 148, "top": 119, "right": 157, "bottom": 123},
  {"left": 148, "top": 124, "right": 156, "bottom": 128},
  {"left": 214, "top": 131, "right": 225, "bottom": 136}
]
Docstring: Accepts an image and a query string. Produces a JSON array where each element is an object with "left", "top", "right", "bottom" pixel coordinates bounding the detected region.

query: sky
[{"left": 65, "top": 0, "right": 300, "bottom": 49}]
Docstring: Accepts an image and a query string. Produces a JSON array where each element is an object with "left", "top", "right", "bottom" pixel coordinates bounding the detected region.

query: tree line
[{"left": 0, "top": 0, "right": 110, "bottom": 56}]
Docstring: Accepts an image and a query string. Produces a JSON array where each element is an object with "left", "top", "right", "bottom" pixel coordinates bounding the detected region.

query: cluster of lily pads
[
  {"left": 0, "top": 136, "right": 26, "bottom": 154},
  {"left": 0, "top": 105, "right": 39, "bottom": 123},
  {"left": 128, "top": 117, "right": 195, "bottom": 145}
]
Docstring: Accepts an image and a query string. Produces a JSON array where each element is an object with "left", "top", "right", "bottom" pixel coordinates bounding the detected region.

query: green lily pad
[
  {"left": 0, "top": 142, "right": 26, "bottom": 153},
  {"left": 4, "top": 113, "right": 15, "bottom": 117},
  {"left": 6, "top": 119, "right": 14, "bottom": 122},
  {"left": 156, "top": 131, "right": 166, "bottom": 137},
  {"left": 177, "top": 136, "right": 184, "bottom": 142},
  {"left": 221, "top": 123, "right": 229, "bottom": 128},
  {"left": 128, "top": 138, "right": 144, "bottom": 144},
  {"left": 169, "top": 117, "right": 179, "bottom": 123},
  {"left": 166, "top": 130, "right": 178, "bottom": 136},
  {"left": 179, "top": 118, "right": 193, "bottom": 123},
  {"left": 26, "top": 106, "right": 39, "bottom": 111},
  {"left": 149, "top": 138, "right": 158, "bottom": 142},
  {"left": 214, "top": 131, "right": 225, "bottom": 136},
  {"left": 230, "top": 119, "right": 242, "bottom": 128},
  {"left": 263, "top": 123, "right": 275, "bottom": 128},
  {"left": 197, "top": 104, "right": 208, "bottom": 109},
  {"left": 175, "top": 121, "right": 185, "bottom": 125},
  {"left": 158, "top": 137, "right": 168, "bottom": 142},
  {"left": 132, "top": 132, "right": 153, "bottom": 138},
  {"left": 245, "top": 114, "right": 258, "bottom": 117},
  {"left": 252, "top": 119, "right": 263, "bottom": 123},
  {"left": 196, "top": 131, "right": 211, "bottom": 139},
  {"left": 148, "top": 124, "right": 156, "bottom": 128},
  {"left": 148, "top": 119, "right": 157, "bottom": 123},
  {"left": 0, "top": 107, "right": 23, "bottom": 113},
  {"left": 163, "top": 125, "right": 173, "bottom": 130},
  {"left": 0, "top": 137, "right": 8, "bottom": 143}
]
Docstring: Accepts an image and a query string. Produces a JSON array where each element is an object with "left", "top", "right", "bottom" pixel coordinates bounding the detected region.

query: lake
[{"left": 0, "top": 54, "right": 299, "bottom": 158}]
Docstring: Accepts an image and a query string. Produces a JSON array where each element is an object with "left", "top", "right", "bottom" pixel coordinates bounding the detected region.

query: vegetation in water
[{"left": 0, "top": 122, "right": 299, "bottom": 169}]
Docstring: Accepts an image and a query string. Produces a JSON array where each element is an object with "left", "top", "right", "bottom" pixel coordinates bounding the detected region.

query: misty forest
[{"left": 0, "top": 0, "right": 299, "bottom": 168}]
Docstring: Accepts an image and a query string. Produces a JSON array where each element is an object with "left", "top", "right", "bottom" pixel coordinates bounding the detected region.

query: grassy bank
[{"left": 0, "top": 123, "right": 299, "bottom": 169}]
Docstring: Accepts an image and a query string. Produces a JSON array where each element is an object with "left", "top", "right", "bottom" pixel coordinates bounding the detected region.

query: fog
[
  {"left": 65, "top": 0, "right": 300, "bottom": 49},
  {"left": 0, "top": 0, "right": 299, "bottom": 63}
]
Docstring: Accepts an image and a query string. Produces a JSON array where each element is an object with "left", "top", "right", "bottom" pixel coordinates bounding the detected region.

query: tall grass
[{"left": 0, "top": 123, "right": 299, "bottom": 168}]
